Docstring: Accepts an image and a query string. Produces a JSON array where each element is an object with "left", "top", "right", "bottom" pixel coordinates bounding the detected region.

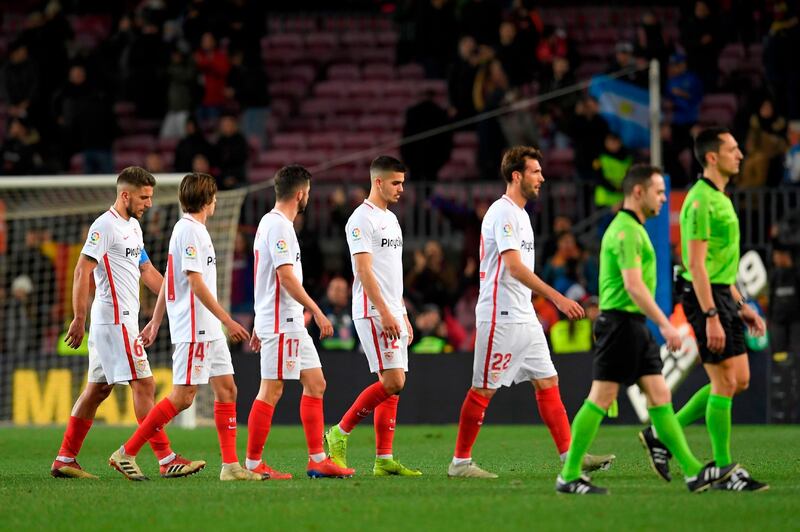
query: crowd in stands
[{"left": 3, "top": 1, "right": 800, "bottom": 357}]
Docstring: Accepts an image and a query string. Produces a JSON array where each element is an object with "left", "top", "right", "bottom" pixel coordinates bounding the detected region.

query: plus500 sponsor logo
[
  {"left": 381, "top": 237, "right": 403, "bottom": 249},
  {"left": 520, "top": 240, "right": 534, "bottom": 252}
]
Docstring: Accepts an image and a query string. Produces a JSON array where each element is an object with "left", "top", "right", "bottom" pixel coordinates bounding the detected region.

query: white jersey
[
  {"left": 81, "top": 207, "right": 148, "bottom": 325},
  {"left": 345, "top": 200, "right": 405, "bottom": 319},
  {"left": 475, "top": 195, "right": 537, "bottom": 323},
  {"left": 165, "top": 214, "right": 224, "bottom": 343},
  {"left": 253, "top": 210, "right": 305, "bottom": 335}
]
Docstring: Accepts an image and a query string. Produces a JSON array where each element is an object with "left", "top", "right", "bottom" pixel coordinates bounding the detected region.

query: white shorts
[
  {"left": 87, "top": 321, "right": 152, "bottom": 384},
  {"left": 172, "top": 339, "right": 234, "bottom": 385},
  {"left": 354, "top": 315, "right": 409, "bottom": 373},
  {"left": 259, "top": 329, "right": 322, "bottom": 380},
  {"left": 472, "top": 320, "right": 556, "bottom": 389}
]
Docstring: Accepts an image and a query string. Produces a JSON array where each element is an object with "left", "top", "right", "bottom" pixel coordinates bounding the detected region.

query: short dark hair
[
  {"left": 274, "top": 165, "right": 312, "bottom": 201},
  {"left": 694, "top": 126, "right": 731, "bottom": 168},
  {"left": 179, "top": 172, "right": 217, "bottom": 213},
  {"left": 500, "top": 146, "right": 543, "bottom": 183},
  {"left": 622, "top": 164, "right": 662, "bottom": 195},
  {"left": 370, "top": 156, "right": 406, "bottom": 178},
  {"left": 117, "top": 166, "right": 156, "bottom": 188}
]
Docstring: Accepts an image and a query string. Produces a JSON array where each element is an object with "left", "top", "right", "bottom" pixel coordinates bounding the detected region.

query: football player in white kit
[
  {"left": 53, "top": 167, "right": 204, "bottom": 480},
  {"left": 245, "top": 165, "right": 355, "bottom": 479},
  {"left": 110, "top": 172, "right": 258, "bottom": 481},
  {"left": 447, "top": 147, "right": 615, "bottom": 478},
  {"left": 324, "top": 156, "right": 422, "bottom": 477}
]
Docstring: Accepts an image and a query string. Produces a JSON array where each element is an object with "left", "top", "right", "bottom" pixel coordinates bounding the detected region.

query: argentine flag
[{"left": 589, "top": 76, "right": 650, "bottom": 149}]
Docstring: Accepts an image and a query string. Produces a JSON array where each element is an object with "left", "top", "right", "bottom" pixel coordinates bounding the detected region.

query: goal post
[{"left": 0, "top": 174, "right": 247, "bottom": 427}]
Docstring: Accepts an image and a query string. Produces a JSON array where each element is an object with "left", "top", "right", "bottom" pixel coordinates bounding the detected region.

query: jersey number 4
[
  {"left": 490, "top": 353, "right": 512, "bottom": 371},
  {"left": 379, "top": 332, "right": 399, "bottom": 349}
]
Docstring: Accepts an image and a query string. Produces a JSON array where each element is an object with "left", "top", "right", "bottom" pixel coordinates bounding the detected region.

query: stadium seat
[
  {"left": 328, "top": 63, "right": 361, "bottom": 80},
  {"left": 308, "top": 132, "right": 341, "bottom": 150},
  {"left": 362, "top": 63, "right": 395, "bottom": 80},
  {"left": 114, "top": 135, "right": 156, "bottom": 152},
  {"left": 397, "top": 63, "right": 425, "bottom": 80},
  {"left": 272, "top": 133, "right": 307, "bottom": 150}
]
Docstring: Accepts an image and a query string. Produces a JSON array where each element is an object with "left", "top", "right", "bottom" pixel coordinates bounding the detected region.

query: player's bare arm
[
  {"left": 275, "top": 263, "right": 333, "bottom": 339},
  {"left": 687, "top": 238, "right": 725, "bottom": 353},
  {"left": 354, "top": 251, "right": 401, "bottom": 339},
  {"left": 186, "top": 271, "right": 249, "bottom": 343},
  {"left": 65, "top": 254, "right": 97, "bottom": 349},
  {"left": 139, "top": 278, "right": 166, "bottom": 347},
  {"left": 621, "top": 267, "right": 681, "bottom": 351},
  {"left": 730, "top": 284, "right": 765, "bottom": 337},
  {"left": 140, "top": 260, "right": 164, "bottom": 295},
  {"left": 501, "top": 249, "right": 584, "bottom": 320}
]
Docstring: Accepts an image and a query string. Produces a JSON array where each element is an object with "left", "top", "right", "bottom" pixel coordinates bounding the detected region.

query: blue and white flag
[{"left": 589, "top": 76, "right": 650, "bottom": 149}]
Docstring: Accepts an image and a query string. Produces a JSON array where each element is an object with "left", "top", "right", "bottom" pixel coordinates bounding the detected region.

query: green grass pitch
[{"left": 1, "top": 425, "right": 798, "bottom": 531}]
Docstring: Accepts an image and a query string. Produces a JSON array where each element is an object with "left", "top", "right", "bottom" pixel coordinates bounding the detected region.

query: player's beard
[
  {"left": 297, "top": 195, "right": 308, "bottom": 214},
  {"left": 521, "top": 181, "right": 539, "bottom": 200},
  {"left": 126, "top": 204, "right": 142, "bottom": 220}
]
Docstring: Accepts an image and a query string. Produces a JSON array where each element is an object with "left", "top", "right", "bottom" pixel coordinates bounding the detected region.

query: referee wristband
[{"left": 736, "top": 297, "right": 747, "bottom": 310}]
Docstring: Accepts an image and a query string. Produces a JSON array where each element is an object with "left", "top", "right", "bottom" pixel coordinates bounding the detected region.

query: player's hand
[
  {"left": 740, "top": 305, "right": 766, "bottom": 337},
  {"left": 659, "top": 323, "right": 682, "bottom": 352},
  {"left": 706, "top": 316, "right": 726, "bottom": 353},
  {"left": 555, "top": 295, "right": 585, "bottom": 320},
  {"left": 314, "top": 312, "right": 334, "bottom": 339},
  {"left": 225, "top": 318, "right": 250, "bottom": 343},
  {"left": 249, "top": 330, "right": 261, "bottom": 352},
  {"left": 381, "top": 312, "right": 401, "bottom": 340},
  {"left": 139, "top": 320, "right": 160, "bottom": 347},
  {"left": 403, "top": 314, "right": 414, "bottom": 345},
  {"left": 65, "top": 318, "right": 86, "bottom": 349}
]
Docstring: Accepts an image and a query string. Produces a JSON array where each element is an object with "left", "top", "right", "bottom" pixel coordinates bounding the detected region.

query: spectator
[
  {"left": 541, "top": 231, "right": 595, "bottom": 299},
  {"left": 96, "top": 13, "right": 136, "bottom": 101},
  {"left": 309, "top": 276, "right": 357, "bottom": 351},
  {"left": 429, "top": 195, "right": 489, "bottom": 269},
  {"left": 194, "top": 31, "right": 230, "bottom": 123},
  {"left": 635, "top": 11, "right": 669, "bottom": 66},
  {"left": 593, "top": 132, "right": 632, "bottom": 215},
  {"left": 226, "top": 47, "right": 270, "bottom": 147},
  {"left": 473, "top": 58, "right": 509, "bottom": 179},
  {"left": 741, "top": 97, "right": 787, "bottom": 188},
  {"left": 447, "top": 35, "right": 480, "bottom": 121},
  {"left": 413, "top": 0, "right": 459, "bottom": 79},
  {"left": 666, "top": 53, "right": 704, "bottom": 154},
  {"left": 192, "top": 153, "right": 211, "bottom": 174},
  {"left": 567, "top": 96, "right": 610, "bottom": 182},
  {"left": 4, "top": 40, "right": 40, "bottom": 123},
  {"left": 768, "top": 243, "right": 800, "bottom": 353},
  {"left": 4, "top": 275, "right": 35, "bottom": 356},
  {"left": 660, "top": 123, "right": 690, "bottom": 189},
  {"left": 542, "top": 56, "right": 578, "bottom": 122},
  {"left": 536, "top": 26, "right": 576, "bottom": 79},
  {"left": 400, "top": 91, "right": 453, "bottom": 181},
  {"left": 160, "top": 45, "right": 198, "bottom": 140},
  {"left": 405, "top": 240, "right": 459, "bottom": 309},
  {"left": 294, "top": 213, "right": 325, "bottom": 295},
  {"left": 144, "top": 151, "right": 165, "bottom": 174},
  {"left": 174, "top": 116, "right": 213, "bottom": 172},
  {"left": 127, "top": 17, "right": 168, "bottom": 119},
  {"left": 52, "top": 64, "right": 115, "bottom": 174},
  {"left": 785, "top": 120, "right": 800, "bottom": 184},
  {"left": 495, "top": 20, "right": 532, "bottom": 88},
  {"left": 410, "top": 304, "right": 455, "bottom": 354},
  {"left": 1, "top": 118, "right": 42, "bottom": 175},
  {"left": 681, "top": 0, "right": 721, "bottom": 91},
  {"left": 763, "top": 1, "right": 800, "bottom": 119},
  {"left": 607, "top": 40, "right": 647, "bottom": 87},
  {"left": 541, "top": 216, "right": 573, "bottom": 264},
  {"left": 214, "top": 113, "right": 249, "bottom": 189}
]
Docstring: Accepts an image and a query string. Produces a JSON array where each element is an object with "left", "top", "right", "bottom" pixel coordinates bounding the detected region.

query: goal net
[{"left": 0, "top": 174, "right": 247, "bottom": 427}]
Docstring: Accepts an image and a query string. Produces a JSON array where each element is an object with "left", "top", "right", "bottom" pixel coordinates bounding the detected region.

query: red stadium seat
[
  {"left": 272, "top": 133, "right": 307, "bottom": 150},
  {"left": 328, "top": 63, "right": 361, "bottom": 81}
]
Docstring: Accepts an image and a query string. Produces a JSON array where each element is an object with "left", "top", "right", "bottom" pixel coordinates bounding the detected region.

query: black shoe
[
  {"left": 555, "top": 475, "right": 608, "bottom": 495},
  {"left": 686, "top": 461, "right": 738, "bottom": 493},
  {"left": 639, "top": 426, "right": 672, "bottom": 482},
  {"left": 712, "top": 466, "right": 769, "bottom": 492}
]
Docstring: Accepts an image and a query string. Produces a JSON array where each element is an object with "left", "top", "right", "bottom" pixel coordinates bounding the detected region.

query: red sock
[
  {"left": 454, "top": 390, "right": 491, "bottom": 459},
  {"left": 300, "top": 395, "right": 325, "bottom": 456},
  {"left": 339, "top": 381, "right": 390, "bottom": 433},
  {"left": 536, "top": 386, "right": 571, "bottom": 455},
  {"left": 58, "top": 416, "right": 93, "bottom": 458},
  {"left": 374, "top": 394, "right": 399, "bottom": 456},
  {"left": 214, "top": 401, "right": 239, "bottom": 464},
  {"left": 124, "top": 398, "right": 178, "bottom": 456},
  {"left": 246, "top": 399, "right": 274, "bottom": 462},
  {"left": 138, "top": 416, "right": 173, "bottom": 461}
]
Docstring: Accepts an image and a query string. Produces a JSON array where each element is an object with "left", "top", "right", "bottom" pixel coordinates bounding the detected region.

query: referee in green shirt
[
  {"left": 643, "top": 127, "right": 768, "bottom": 492},
  {"left": 557, "top": 165, "right": 734, "bottom": 494}
]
